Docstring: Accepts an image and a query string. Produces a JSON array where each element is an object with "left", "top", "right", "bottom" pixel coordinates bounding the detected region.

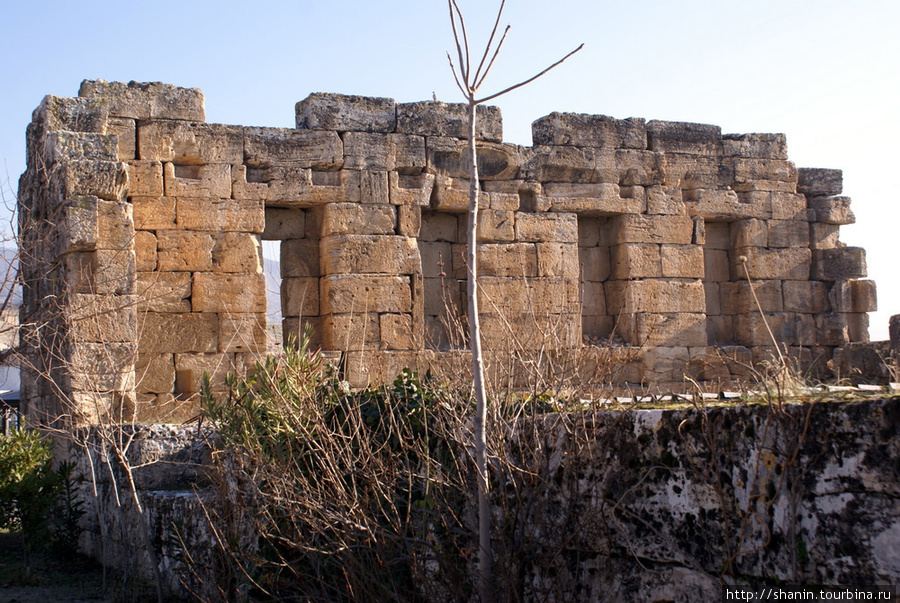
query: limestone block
[
  {"left": 31, "top": 95, "right": 108, "bottom": 136},
  {"left": 577, "top": 217, "right": 603, "bottom": 247},
  {"left": 282, "top": 317, "right": 324, "bottom": 349},
  {"left": 67, "top": 293, "right": 137, "bottom": 343},
  {"left": 816, "top": 313, "right": 849, "bottom": 346},
  {"left": 733, "top": 247, "right": 811, "bottom": 281},
  {"left": 705, "top": 283, "right": 721, "bottom": 316},
  {"left": 812, "top": 247, "right": 866, "bottom": 280},
  {"left": 581, "top": 281, "right": 607, "bottom": 315},
  {"left": 532, "top": 112, "right": 647, "bottom": 149},
  {"left": 732, "top": 158, "right": 797, "bottom": 185},
  {"left": 611, "top": 243, "right": 661, "bottom": 279},
  {"left": 359, "top": 170, "right": 389, "bottom": 204},
  {"left": 132, "top": 196, "right": 176, "bottom": 230},
  {"left": 610, "top": 214, "right": 693, "bottom": 245},
  {"left": 809, "top": 195, "right": 855, "bottom": 225},
  {"left": 479, "top": 313, "right": 579, "bottom": 350},
  {"left": 61, "top": 196, "right": 98, "bottom": 253},
  {"left": 661, "top": 244, "right": 704, "bottom": 278},
  {"left": 515, "top": 212, "right": 577, "bottom": 243},
  {"left": 56, "top": 159, "right": 128, "bottom": 201},
  {"left": 692, "top": 217, "right": 705, "bottom": 245},
  {"left": 684, "top": 188, "right": 769, "bottom": 221},
  {"left": 732, "top": 178, "right": 797, "bottom": 193},
  {"left": 847, "top": 312, "right": 870, "bottom": 342},
  {"left": 212, "top": 232, "right": 262, "bottom": 273},
  {"left": 580, "top": 246, "right": 611, "bottom": 282},
  {"left": 389, "top": 172, "right": 435, "bottom": 206},
  {"left": 829, "top": 279, "right": 877, "bottom": 313},
  {"left": 721, "top": 133, "right": 787, "bottom": 160},
  {"left": 733, "top": 313, "right": 794, "bottom": 347},
  {"left": 424, "top": 277, "right": 463, "bottom": 316},
  {"left": 321, "top": 203, "right": 396, "bottom": 236},
  {"left": 164, "top": 163, "right": 232, "bottom": 199},
  {"left": 421, "top": 212, "right": 460, "bottom": 245},
  {"left": 177, "top": 197, "right": 265, "bottom": 233},
  {"left": 380, "top": 314, "right": 416, "bottom": 350},
  {"left": 615, "top": 149, "right": 667, "bottom": 186},
  {"left": 244, "top": 127, "right": 343, "bottom": 170},
  {"left": 126, "top": 161, "right": 163, "bottom": 197},
  {"left": 262, "top": 207, "right": 305, "bottom": 240},
  {"left": 542, "top": 182, "right": 643, "bottom": 215},
  {"left": 663, "top": 154, "right": 730, "bottom": 190},
  {"left": 296, "top": 93, "right": 396, "bottom": 133},
  {"left": 280, "top": 277, "right": 320, "bottom": 317},
  {"left": 43, "top": 131, "right": 118, "bottom": 164},
  {"left": 108, "top": 117, "right": 136, "bottom": 160},
  {"left": 526, "top": 277, "right": 581, "bottom": 315},
  {"left": 521, "top": 145, "right": 604, "bottom": 183},
  {"left": 97, "top": 199, "right": 134, "bottom": 251},
  {"left": 218, "top": 313, "right": 267, "bottom": 353},
  {"left": 136, "top": 271, "right": 191, "bottom": 313},
  {"left": 647, "top": 185, "right": 687, "bottom": 215},
  {"left": 79, "top": 80, "right": 205, "bottom": 121},
  {"left": 647, "top": 120, "right": 721, "bottom": 155},
  {"left": 797, "top": 168, "right": 842, "bottom": 196},
  {"left": 396, "top": 101, "right": 502, "bottom": 142},
  {"left": 320, "top": 235, "right": 421, "bottom": 275},
  {"left": 135, "top": 353, "right": 175, "bottom": 394},
  {"left": 537, "top": 242, "right": 579, "bottom": 278},
  {"left": 432, "top": 176, "right": 472, "bottom": 213},
  {"left": 420, "top": 241, "right": 452, "bottom": 278},
  {"left": 156, "top": 231, "right": 214, "bottom": 271},
  {"left": 134, "top": 231, "right": 157, "bottom": 271},
  {"left": 766, "top": 192, "right": 808, "bottom": 221},
  {"left": 139, "top": 312, "right": 218, "bottom": 354},
  {"left": 397, "top": 205, "right": 421, "bottom": 237},
  {"left": 138, "top": 121, "right": 242, "bottom": 164},
  {"left": 281, "top": 239, "right": 319, "bottom": 278},
  {"left": 730, "top": 219, "right": 767, "bottom": 248},
  {"left": 606, "top": 279, "right": 706, "bottom": 314},
  {"left": 767, "top": 219, "right": 810, "bottom": 248},
  {"left": 65, "top": 249, "right": 136, "bottom": 295},
  {"left": 67, "top": 342, "right": 136, "bottom": 392},
  {"left": 323, "top": 313, "right": 381, "bottom": 351},
  {"left": 483, "top": 190, "right": 521, "bottom": 211},
  {"left": 477, "top": 243, "right": 537, "bottom": 278},
  {"left": 426, "top": 138, "right": 521, "bottom": 181},
  {"left": 704, "top": 249, "right": 730, "bottom": 282},
  {"left": 720, "top": 280, "right": 784, "bottom": 314},
  {"left": 193, "top": 273, "right": 266, "bottom": 313},
  {"left": 809, "top": 223, "right": 840, "bottom": 250},
  {"left": 321, "top": 274, "right": 411, "bottom": 315},
  {"left": 476, "top": 209, "right": 515, "bottom": 242},
  {"left": 174, "top": 353, "right": 234, "bottom": 394},
  {"left": 783, "top": 281, "right": 829, "bottom": 314},
  {"left": 620, "top": 312, "right": 707, "bottom": 347}
]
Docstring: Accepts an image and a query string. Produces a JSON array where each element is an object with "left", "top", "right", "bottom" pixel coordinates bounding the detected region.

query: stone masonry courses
[{"left": 17, "top": 80, "right": 876, "bottom": 423}]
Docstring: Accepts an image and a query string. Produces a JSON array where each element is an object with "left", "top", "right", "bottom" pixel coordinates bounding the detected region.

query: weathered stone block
[
  {"left": 809, "top": 223, "right": 840, "bottom": 250},
  {"left": 60, "top": 196, "right": 99, "bottom": 253},
  {"left": 64, "top": 249, "right": 136, "bottom": 295},
  {"left": 847, "top": 312, "right": 869, "bottom": 343},
  {"left": 56, "top": 159, "right": 128, "bottom": 201},
  {"left": 108, "top": 117, "right": 136, "bottom": 160},
  {"left": 396, "top": 101, "right": 502, "bottom": 142},
  {"left": 542, "top": 182, "right": 643, "bottom": 215},
  {"left": 477, "top": 243, "right": 538, "bottom": 278},
  {"left": 321, "top": 274, "right": 411, "bottom": 315},
  {"left": 515, "top": 212, "right": 577, "bottom": 243},
  {"left": 134, "top": 231, "right": 157, "bottom": 271},
  {"left": 389, "top": 172, "right": 435, "bottom": 206},
  {"left": 816, "top": 313, "right": 849, "bottom": 346},
  {"left": 703, "top": 222, "right": 731, "bottom": 250},
  {"left": 244, "top": 127, "right": 342, "bottom": 169},
  {"left": 212, "top": 232, "right": 262, "bottom": 273},
  {"left": 766, "top": 192, "right": 808, "bottom": 221},
  {"left": 79, "top": 80, "right": 205, "bottom": 121},
  {"left": 730, "top": 219, "right": 767, "bottom": 248},
  {"left": 705, "top": 283, "right": 721, "bottom": 316},
  {"left": 733, "top": 247, "right": 811, "bottom": 281},
  {"left": 432, "top": 176, "right": 472, "bottom": 212},
  {"left": 732, "top": 158, "right": 797, "bottom": 184},
  {"left": 156, "top": 231, "right": 214, "bottom": 271},
  {"left": 320, "top": 235, "right": 421, "bottom": 275},
  {"left": 135, "top": 353, "right": 175, "bottom": 394},
  {"left": 397, "top": 205, "right": 421, "bottom": 237},
  {"left": 661, "top": 244, "right": 704, "bottom": 278},
  {"left": 536, "top": 242, "right": 579, "bottom": 278},
  {"left": 809, "top": 195, "right": 855, "bottom": 225},
  {"left": 192, "top": 273, "right": 266, "bottom": 313},
  {"left": 296, "top": 93, "right": 396, "bottom": 133},
  {"left": 323, "top": 313, "right": 381, "bottom": 350},
  {"left": 783, "top": 281, "right": 829, "bottom": 314},
  {"left": 703, "top": 249, "right": 730, "bottom": 282},
  {"left": 281, "top": 277, "right": 320, "bottom": 317},
  {"left": 139, "top": 312, "right": 218, "bottom": 354},
  {"left": 420, "top": 241, "right": 453, "bottom": 278},
  {"left": 734, "top": 313, "right": 809, "bottom": 347},
  {"left": 67, "top": 342, "right": 136, "bottom": 392},
  {"left": 321, "top": 203, "right": 396, "bottom": 236},
  {"left": 262, "top": 207, "right": 305, "bottom": 240},
  {"left": 67, "top": 293, "right": 137, "bottom": 343},
  {"left": 797, "top": 168, "right": 842, "bottom": 196},
  {"left": 611, "top": 243, "right": 661, "bottom": 279},
  {"left": 31, "top": 95, "right": 108, "bottom": 136},
  {"left": 829, "top": 279, "right": 877, "bottom": 313},
  {"left": 164, "top": 163, "right": 232, "bottom": 199},
  {"left": 281, "top": 238, "right": 319, "bottom": 278},
  {"left": 44, "top": 131, "right": 118, "bottom": 163},
  {"left": 475, "top": 209, "right": 515, "bottom": 242},
  {"left": 531, "top": 112, "right": 647, "bottom": 149},
  {"left": 359, "top": 169, "right": 389, "bottom": 204},
  {"left": 136, "top": 271, "right": 191, "bottom": 313},
  {"left": 606, "top": 279, "right": 706, "bottom": 314},
  {"left": 621, "top": 312, "right": 707, "bottom": 347},
  {"left": 610, "top": 214, "right": 693, "bottom": 245},
  {"left": 132, "top": 196, "right": 176, "bottom": 230},
  {"left": 138, "top": 121, "right": 242, "bottom": 164},
  {"left": 126, "top": 160, "right": 163, "bottom": 197},
  {"left": 813, "top": 247, "right": 866, "bottom": 280},
  {"left": 176, "top": 197, "right": 265, "bottom": 233},
  {"left": 521, "top": 145, "right": 604, "bottom": 183},
  {"left": 683, "top": 189, "right": 756, "bottom": 221},
  {"left": 720, "top": 280, "right": 784, "bottom": 314},
  {"left": 721, "top": 133, "right": 787, "bottom": 160},
  {"left": 581, "top": 281, "right": 607, "bottom": 315},
  {"left": 767, "top": 219, "right": 810, "bottom": 248},
  {"left": 646, "top": 185, "right": 687, "bottom": 215},
  {"left": 427, "top": 139, "right": 521, "bottom": 181},
  {"left": 174, "top": 353, "right": 234, "bottom": 394},
  {"left": 380, "top": 314, "right": 416, "bottom": 350},
  {"left": 96, "top": 199, "right": 134, "bottom": 251},
  {"left": 647, "top": 121, "right": 721, "bottom": 155}
]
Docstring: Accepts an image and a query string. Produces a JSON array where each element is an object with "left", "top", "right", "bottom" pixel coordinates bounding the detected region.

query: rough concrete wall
[
  {"left": 65, "top": 398, "right": 900, "bottom": 600},
  {"left": 18, "top": 81, "right": 877, "bottom": 421}
]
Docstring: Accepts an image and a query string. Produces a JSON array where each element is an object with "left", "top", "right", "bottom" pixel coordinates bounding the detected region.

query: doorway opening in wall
[
  {"left": 262, "top": 239, "right": 283, "bottom": 351},
  {"left": 420, "top": 210, "right": 467, "bottom": 350},
  {"left": 578, "top": 216, "right": 613, "bottom": 346},
  {"left": 702, "top": 221, "right": 735, "bottom": 346}
]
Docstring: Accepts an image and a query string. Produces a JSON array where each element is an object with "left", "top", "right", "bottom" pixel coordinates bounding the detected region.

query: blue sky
[{"left": 1, "top": 0, "right": 897, "bottom": 338}]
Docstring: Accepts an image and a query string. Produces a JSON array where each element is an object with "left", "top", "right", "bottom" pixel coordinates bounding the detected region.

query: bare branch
[
  {"left": 448, "top": 0, "right": 471, "bottom": 85},
  {"left": 471, "top": 0, "right": 508, "bottom": 87},
  {"left": 447, "top": 52, "right": 469, "bottom": 97},
  {"left": 474, "top": 25, "right": 510, "bottom": 91},
  {"left": 475, "top": 43, "right": 584, "bottom": 105}
]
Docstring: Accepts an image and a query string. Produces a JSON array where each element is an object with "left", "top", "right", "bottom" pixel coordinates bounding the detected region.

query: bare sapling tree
[{"left": 445, "top": 1, "right": 582, "bottom": 598}]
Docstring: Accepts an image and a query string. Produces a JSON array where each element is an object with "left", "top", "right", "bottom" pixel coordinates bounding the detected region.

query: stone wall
[{"left": 18, "top": 80, "right": 877, "bottom": 422}]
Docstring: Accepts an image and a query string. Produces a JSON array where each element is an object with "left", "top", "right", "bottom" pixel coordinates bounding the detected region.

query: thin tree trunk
[{"left": 465, "top": 101, "right": 492, "bottom": 601}]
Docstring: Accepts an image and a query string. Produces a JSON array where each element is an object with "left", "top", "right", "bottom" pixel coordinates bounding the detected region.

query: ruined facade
[{"left": 18, "top": 80, "right": 875, "bottom": 422}]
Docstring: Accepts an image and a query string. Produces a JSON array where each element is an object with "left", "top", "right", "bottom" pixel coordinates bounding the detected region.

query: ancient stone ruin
[{"left": 18, "top": 80, "right": 876, "bottom": 423}]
